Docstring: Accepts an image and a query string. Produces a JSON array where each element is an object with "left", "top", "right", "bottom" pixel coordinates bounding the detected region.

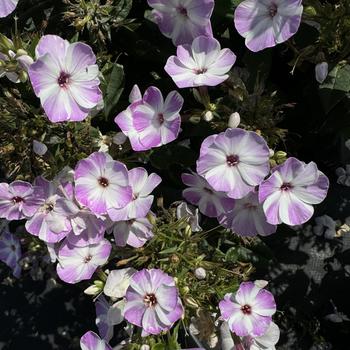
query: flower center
[
  {"left": 158, "top": 113, "right": 165, "bottom": 125},
  {"left": 12, "top": 196, "right": 23, "bottom": 204},
  {"left": 177, "top": 6, "right": 188, "bottom": 17},
  {"left": 57, "top": 72, "right": 71, "bottom": 88},
  {"left": 98, "top": 177, "right": 109, "bottom": 188},
  {"left": 194, "top": 68, "right": 208, "bottom": 75},
  {"left": 244, "top": 202, "right": 256, "bottom": 210},
  {"left": 241, "top": 304, "right": 252, "bottom": 315},
  {"left": 280, "top": 182, "right": 292, "bottom": 191},
  {"left": 226, "top": 155, "right": 239, "bottom": 166},
  {"left": 84, "top": 255, "right": 92, "bottom": 263},
  {"left": 269, "top": 4, "right": 277, "bottom": 17},
  {"left": 144, "top": 293, "right": 157, "bottom": 307},
  {"left": 44, "top": 201, "right": 55, "bottom": 213}
]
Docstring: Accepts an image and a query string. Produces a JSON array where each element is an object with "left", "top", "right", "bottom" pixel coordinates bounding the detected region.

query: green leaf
[
  {"left": 319, "top": 62, "right": 350, "bottom": 113},
  {"left": 103, "top": 63, "right": 125, "bottom": 119},
  {"left": 225, "top": 247, "right": 239, "bottom": 263},
  {"left": 114, "top": 0, "right": 133, "bottom": 22},
  {"left": 152, "top": 344, "right": 166, "bottom": 350}
]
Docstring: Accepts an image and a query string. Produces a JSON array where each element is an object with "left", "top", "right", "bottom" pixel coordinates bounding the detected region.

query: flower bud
[
  {"left": 112, "top": 132, "right": 127, "bottom": 145},
  {"left": 140, "top": 346, "right": 150, "bottom": 350},
  {"left": 315, "top": 62, "right": 328, "bottom": 84},
  {"left": 0, "top": 33, "right": 14, "bottom": 51},
  {"left": 228, "top": 112, "right": 240, "bottom": 128},
  {"left": 33, "top": 140, "right": 48, "bottom": 156},
  {"left": 93, "top": 280, "right": 104, "bottom": 289},
  {"left": 18, "top": 70, "right": 28, "bottom": 83},
  {"left": 84, "top": 285, "right": 101, "bottom": 296},
  {"left": 275, "top": 151, "right": 287, "bottom": 159},
  {"left": 184, "top": 296, "right": 199, "bottom": 309},
  {"left": 203, "top": 110, "right": 214, "bottom": 122},
  {"left": 194, "top": 267, "right": 206, "bottom": 280},
  {"left": 269, "top": 149, "right": 275, "bottom": 158}
]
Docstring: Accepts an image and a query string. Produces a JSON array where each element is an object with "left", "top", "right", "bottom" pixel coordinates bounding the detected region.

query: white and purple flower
[
  {"left": 165, "top": 36, "right": 236, "bottom": 88},
  {"left": 108, "top": 167, "right": 161, "bottom": 221},
  {"left": 0, "top": 230, "right": 21, "bottom": 278},
  {"left": 181, "top": 172, "right": 234, "bottom": 217},
  {"left": 259, "top": 157, "right": 329, "bottom": 226},
  {"left": 0, "top": 180, "right": 42, "bottom": 220},
  {"left": 56, "top": 238, "right": 111, "bottom": 284},
  {"left": 219, "top": 281, "right": 276, "bottom": 337},
  {"left": 74, "top": 152, "right": 132, "bottom": 216},
  {"left": 124, "top": 268, "right": 183, "bottom": 336},
  {"left": 197, "top": 128, "right": 270, "bottom": 199},
  {"left": 25, "top": 177, "right": 76, "bottom": 243},
  {"left": 219, "top": 191, "right": 277, "bottom": 237},
  {"left": 115, "top": 86, "right": 184, "bottom": 151},
  {"left": 0, "top": 0, "right": 18, "bottom": 17},
  {"left": 95, "top": 295, "right": 125, "bottom": 342},
  {"left": 234, "top": 0, "right": 303, "bottom": 52},
  {"left": 147, "top": 0, "right": 214, "bottom": 46},
  {"left": 108, "top": 216, "right": 154, "bottom": 248},
  {"left": 29, "top": 35, "right": 102, "bottom": 122},
  {"left": 80, "top": 331, "right": 112, "bottom": 350}
]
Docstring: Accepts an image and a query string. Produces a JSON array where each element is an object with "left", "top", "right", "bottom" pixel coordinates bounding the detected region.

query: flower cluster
[
  {"left": 181, "top": 129, "right": 329, "bottom": 237},
  {"left": 0, "top": 152, "right": 161, "bottom": 283}
]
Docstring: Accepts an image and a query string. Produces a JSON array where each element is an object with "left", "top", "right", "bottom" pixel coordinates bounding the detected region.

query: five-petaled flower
[
  {"left": 165, "top": 36, "right": 236, "bottom": 88},
  {"left": 259, "top": 157, "right": 329, "bottom": 226},
  {"left": 29, "top": 35, "right": 102, "bottom": 122},
  {"left": 147, "top": 0, "right": 214, "bottom": 46},
  {"left": 234, "top": 0, "right": 303, "bottom": 52}
]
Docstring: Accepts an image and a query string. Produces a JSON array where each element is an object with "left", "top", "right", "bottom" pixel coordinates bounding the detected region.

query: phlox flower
[
  {"left": 103, "top": 268, "right": 137, "bottom": 299},
  {"left": 259, "top": 157, "right": 329, "bottom": 226},
  {"left": 0, "top": 0, "right": 18, "bottom": 17},
  {"left": 219, "top": 281, "right": 276, "bottom": 337},
  {"left": 0, "top": 180, "right": 42, "bottom": 220},
  {"left": 29, "top": 35, "right": 102, "bottom": 122},
  {"left": 165, "top": 36, "right": 236, "bottom": 88},
  {"left": 108, "top": 216, "right": 154, "bottom": 248},
  {"left": 74, "top": 152, "right": 132, "bottom": 216},
  {"left": 95, "top": 295, "right": 125, "bottom": 342},
  {"left": 80, "top": 331, "right": 112, "bottom": 350},
  {"left": 234, "top": 0, "right": 303, "bottom": 52},
  {"left": 25, "top": 177, "right": 77, "bottom": 243},
  {"left": 181, "top": 172, "right": 234, "bottom": 217},
  {"left": 219, "top": 191, "right": 277, "bottom": 237},
  {"left": 197, "top": 128, "right": 270, "bottom": 199},
  {"left": 56, "top": 238, "right": 111, "bottom": 284},
  {"left": 108, "top": 167, "right": 161, "bottom": 221},
  {"left": 0, "top": 230, "right": 21, "bottom": 278},
  {"left": 115, "top": 86, "right": 184, "bottom": 151},
  {"left": 243, "top": 322, "right": 280, "bottom": 350},
  {"left": 124, "top": 268, "right": 183, "bottom": 336},
  {"left": 147, "top": 0, "right": 214, "bottom": 46}
]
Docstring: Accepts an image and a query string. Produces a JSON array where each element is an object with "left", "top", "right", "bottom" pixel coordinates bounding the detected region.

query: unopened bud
[
  {"left": 112, "top": 132, "right": 127, "bottom": 145},
  {"left": 203, "top": 110, "right": 214, "bottom": 122},
  {"left": 184, "top": 296, "right": 199, "bottom": 309},
  {"left": 93, "top": 280, "right": 104, "bottom": 289},
  {"left": 228, "top": 112, "right": 240, "bottom": 128},
  {"left": 170, "top": 254, "right": 180, "bottom": 264},
  {"left": 0, "top": 33, "right": 14, "bottom": 51},
  {"left": 269, "top": 149, "right": 275, "bottom": 158},
  {"left": 18, "top": 70, "right": 28, "bottom": 83},
  {"left": 33, "top": 140, "right": 48, "bottom": 156},
  {"left": 84, "top": 285, "right": 100, "bottom": 296},
  {"left": 184, "top": 224, "right": 192, "bottom": 238},
  {"left": 140, "top": 346, "right": 150, "bottom": 350},
  {"left": 275, "top": 151, "right": 287, "bottom": 159},
  {"left": 16, "top": 49, "right": 28, "bottom": 56},
  {"left": 194, "top": 267, "right": 206, "bottom": 280},
  {"left": 315, "top": 62, "right": 328, "bottom": 84}
]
